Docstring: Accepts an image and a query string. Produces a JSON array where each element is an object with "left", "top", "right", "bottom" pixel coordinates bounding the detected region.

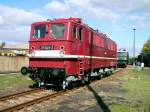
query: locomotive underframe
[
  {"left": 28, "top": 67, "right": 66, "bottom": 87},
  {"left": 21, "top": 63, "right": 115, "bottom": 89},
  {"left": 117, "top": 60, "right": 128, "bottom": 68}
]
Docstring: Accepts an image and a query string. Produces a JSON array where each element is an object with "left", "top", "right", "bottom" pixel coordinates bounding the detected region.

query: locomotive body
[
  {"left": 21, "top": 18, "right": 117, "bottom": 89},
  {"left": 117, "top": 49, "right": 129, "bottom": 68}
]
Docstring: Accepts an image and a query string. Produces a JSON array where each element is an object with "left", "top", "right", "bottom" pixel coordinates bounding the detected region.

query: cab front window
[
  {"left": 50, "top": 24, "right": 65, "bottom": 38},
  {"left": 33, "top": 25, "right": 46, "bottom": 38}
]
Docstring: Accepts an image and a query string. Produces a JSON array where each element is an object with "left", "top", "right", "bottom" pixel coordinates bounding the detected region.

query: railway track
[
  {"left": 0, "top": 68, "right": 123, "bottom": 112},
  {"left": 0, "top": 89, "right": 42, "bottom": 101},
  {"left": 0, "top": 88, "right": 54, "bottom": 112}
]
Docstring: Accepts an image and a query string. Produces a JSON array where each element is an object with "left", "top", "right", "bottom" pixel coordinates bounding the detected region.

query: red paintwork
[{"left": 28, "top": 18, "right": 117, "bottom": 78}]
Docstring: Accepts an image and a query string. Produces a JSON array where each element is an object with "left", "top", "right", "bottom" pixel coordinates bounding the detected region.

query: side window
[
  {"left": 100, "top": 37, "right": 104, "bottom": 47},
  {"left": 104, "top": 38, "right": 108, "bottom": 49},
  {"left": 79, "top": 27, "right": 82, "bottom": 40},
  {"left": 89, "top": 31, "right": 93, "bottom": 44},
  {"left": 73, "top": 26, "right": 77, "bottom": 39},
  {"left": 112, "top": 43, "right": 114, "bottom": 51},
  {"left": 108, "top": 40, "right": 111, "bottom": 50},
  {"left": 88, "top": 32, "right": 91, "bottom": 44}
]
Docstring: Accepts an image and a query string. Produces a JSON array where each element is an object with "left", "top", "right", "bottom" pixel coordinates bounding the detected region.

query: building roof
[{"left": 4, "top": 43, "right": 29, "bottom": 50}]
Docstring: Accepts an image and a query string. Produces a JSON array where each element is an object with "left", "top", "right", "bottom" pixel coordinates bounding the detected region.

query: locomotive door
[
  {"left": 72, "top": 24, "right": 84, "bottom": 55},
  {"left": 74, "top": 24, "right": 86, "bottom": 77},
  {"left": 78, "top": 26, "right": 85, "bottom": 55},
  {"left": 72, "top": 24, "right": 85, "bottom": 76}
]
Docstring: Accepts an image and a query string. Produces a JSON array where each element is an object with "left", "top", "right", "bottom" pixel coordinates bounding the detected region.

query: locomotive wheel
[
  {"left": 81, "top": 76, "right": 86, "bottom": 85},
  {"left": 86, "top": 76, "right": 90, "bottom": 85},
  {"left": 38, "top": 82, "right": 43, "bottom": 88},
  {"left": 82, "top": 75, "right": 90, "bottom": 85},
  {"left": 62, "top": 80, "right": 68, "bottom": 90},
  {"left": 107, "top": 71, "right": 111, "bottom": 76},
  {"left": 97, "top": 74, "right": 101, "bottom": 80}
]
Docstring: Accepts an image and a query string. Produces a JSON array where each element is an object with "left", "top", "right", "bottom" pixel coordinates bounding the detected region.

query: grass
[
  {"left": 110, "top": 67, "right": 150, "bottom": 112},
  {"left": 0, "top": 73, "right": 34, "bottom": 91},
  {"left": 111, "top": 104, "right": 136, "bottom": 112},
  {"left": 0, "top": 50, "right": 14, "bottom": 54}
]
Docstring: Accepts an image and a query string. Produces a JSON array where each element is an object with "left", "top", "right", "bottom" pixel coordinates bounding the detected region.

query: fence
[{"left": 0, "top": 56, "right": 29, "bottom": 73}]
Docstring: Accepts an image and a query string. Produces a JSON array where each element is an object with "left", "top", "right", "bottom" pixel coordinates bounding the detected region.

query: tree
[
  {"left": 141, "top": 38, "right": 150, "bottom": 54},
  {"left": 0, "top": 42, "right": 6, "bottom": 48}
]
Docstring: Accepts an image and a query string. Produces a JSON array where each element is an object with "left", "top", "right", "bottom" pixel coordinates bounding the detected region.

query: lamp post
[{"left": 133, "top": 28, "right": 136, "bottom": 66}]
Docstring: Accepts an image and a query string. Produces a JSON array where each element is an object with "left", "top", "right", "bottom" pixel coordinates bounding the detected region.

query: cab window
[
  {"left": 50, "top": 24, "right": 65, "bottom": 38},
  {"left": 33, "top": 25, "right": 46, "bottom": 38}
]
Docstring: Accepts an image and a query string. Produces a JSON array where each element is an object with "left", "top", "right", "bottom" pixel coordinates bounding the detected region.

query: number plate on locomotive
[{"left": 40, "top": 45, "right": 54, "bottom": 50}]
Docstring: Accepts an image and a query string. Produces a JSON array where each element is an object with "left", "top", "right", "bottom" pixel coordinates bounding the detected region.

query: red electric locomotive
[{"left": 21, "top": 18, "right": 117, "bottom": 89}]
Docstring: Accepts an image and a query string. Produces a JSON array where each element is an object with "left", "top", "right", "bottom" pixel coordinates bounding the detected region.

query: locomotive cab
[{"left": 21, "top": 18, "right": 83, "bottom": 89}]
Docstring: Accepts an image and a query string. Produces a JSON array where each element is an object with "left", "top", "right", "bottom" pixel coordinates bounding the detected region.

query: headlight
[
  {"left": 59, "top": 50, "right": 64, "bottom": 57},
  {"left": 31, "top": 51, "right": 35, "bottom": 57}
]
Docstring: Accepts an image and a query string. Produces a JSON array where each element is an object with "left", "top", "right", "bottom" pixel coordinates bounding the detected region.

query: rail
[{"left": 0, "top": 89, "right": 42, "bottom": 101}]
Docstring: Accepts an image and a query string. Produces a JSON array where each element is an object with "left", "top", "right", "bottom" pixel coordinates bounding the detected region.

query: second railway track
[
  {"left": 0, "top": 88, "right": 55, "bottom": 112},
  {"left": 0, "top": 89, "right": 43, "bottom": 101},
  {"left": 0, "top": 68, "right": 123, "bottom": 112}
]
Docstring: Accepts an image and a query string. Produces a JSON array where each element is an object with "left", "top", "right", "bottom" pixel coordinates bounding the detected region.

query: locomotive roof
[
  {"left": 31, "top": 18, "right": 116, "bottom": 44},
  {"left": 118, "top": 48, "right": 128, "bottom": 53},
  {"left": 117, "top": 51, "right": 128, "bottom": 53},
  {"left": 32, "top": 18, "right": 82, "bottom": 25}
]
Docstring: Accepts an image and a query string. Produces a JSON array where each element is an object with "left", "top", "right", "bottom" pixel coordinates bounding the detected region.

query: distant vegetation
[
  {"left": 141, "top": 38, "right": 150, "bottom": 54},
  {"left": 0, "top": 42, "right": 6, "bottom": 48}
]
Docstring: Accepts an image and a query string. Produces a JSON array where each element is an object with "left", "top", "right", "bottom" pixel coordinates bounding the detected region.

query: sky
[{"left": 0, "top": 0, "right": 150, "bottom": 56}]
